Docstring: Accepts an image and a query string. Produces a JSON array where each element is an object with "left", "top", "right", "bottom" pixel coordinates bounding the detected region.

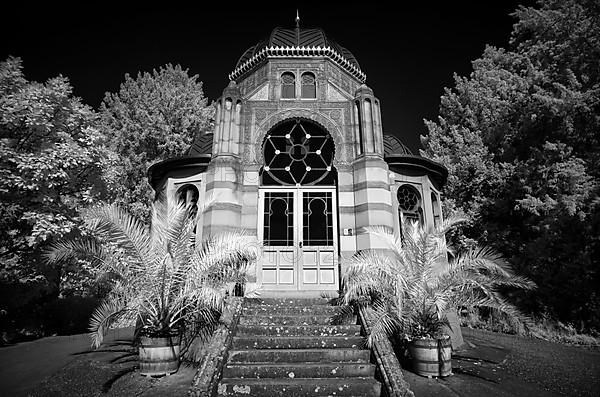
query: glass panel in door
[
  {"left": 261, "top": 191, "right": 296, "bottom": 288},
  {"left": 300, "top": 191, "right": 337, "bottom": 290}
]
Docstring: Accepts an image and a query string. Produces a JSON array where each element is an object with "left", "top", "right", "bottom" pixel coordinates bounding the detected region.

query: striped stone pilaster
[
  {"left": 336, "top": 166, "right": 356, "bottom": 273},
  {"left": 240, "top": 165, "right": 260, "bottom": 237},
  {"left": 352, "top": 156, "right": 394, "bottom": 252},
  {"left": 202, "top": 157, "right": 242, "bottom": 237}
]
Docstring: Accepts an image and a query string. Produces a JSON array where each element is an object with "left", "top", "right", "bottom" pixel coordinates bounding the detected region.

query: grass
[{"left": 460, "top": 308, "right": 600, "bottom": 348}]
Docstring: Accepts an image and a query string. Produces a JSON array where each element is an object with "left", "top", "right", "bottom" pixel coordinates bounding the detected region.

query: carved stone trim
[
  {"left": 253, "top": 109, "right": 349, "bottom": 167},
  {"left": 229, "top": 46, "right": 367, "bottom": 83}
]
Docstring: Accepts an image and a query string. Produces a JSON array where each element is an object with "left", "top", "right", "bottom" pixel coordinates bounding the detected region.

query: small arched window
[
  {"left": 431, "top": 192, "right": 441, "bottom": 228},
  {"left": 177, "top": 184, "right": 200, "bottom": 220},
  {"left": 355, "top": 100, "right": 364, "bottom": 155},
  {"left": 397, "top": 184, "right": 423, "bottom": 227},
  {"left": 281, "top": 72, "right": 296, "bottom": 99},
  {"left": 301, "top": 72, "right": 316, "bottom": 98}
]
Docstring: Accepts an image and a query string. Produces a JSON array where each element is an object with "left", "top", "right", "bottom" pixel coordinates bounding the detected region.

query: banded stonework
[{"left": 148, "top": 24, "right": 447, "bottom": 294}]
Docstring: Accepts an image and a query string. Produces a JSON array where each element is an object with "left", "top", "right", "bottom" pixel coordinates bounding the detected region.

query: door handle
[{"left": 299, "top": 242, "right": 303, "bottom": 248}]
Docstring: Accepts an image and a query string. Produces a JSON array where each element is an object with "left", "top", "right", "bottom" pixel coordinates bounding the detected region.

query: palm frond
[
  {"left": 344, "top": 216, "right": 535, "bottom": 341},
  {"left": 364, "top": 301, "right": 401, "bottom": 347},
  {"left": 88, "top": 297, "right": 131, "bottom": 349},
  {"left": 83, "top": 204, "right": 151, "bottom": 267},
  {"left": 44, "top": 236, "right": 108, "bottom": 267},
  {"left": 49, "top": 195, "right": 259, "bottom": 345}
]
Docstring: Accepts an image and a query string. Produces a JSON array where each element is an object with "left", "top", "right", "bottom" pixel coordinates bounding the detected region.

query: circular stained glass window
[
  {"left": 262, "top": 118, "right": 335, "bottom": 186},
  {"left": 397, "top": 185, "right": 421, "bottom": 212}
]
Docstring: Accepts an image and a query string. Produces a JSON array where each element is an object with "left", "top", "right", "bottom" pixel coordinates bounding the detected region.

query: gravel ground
[
  {"left": 404, "top": 328, "right": 600, "bottom": 397},
  {"left": 26, "top": 341, "right": 196, "bottom": 397},
  {"left": 2, "top": 326, "right": 598, "bottom": 396},
  {"left": 471, "top": 328, "right": 600, "bottom": 396}
]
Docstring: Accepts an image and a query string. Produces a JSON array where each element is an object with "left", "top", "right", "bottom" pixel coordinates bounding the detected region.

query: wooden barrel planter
[
  {"left": 408, "top": 336, "right": 452, "bottom": 377},
  {"left": 139, "top": 334, "right": 181, "bottom": 376}
]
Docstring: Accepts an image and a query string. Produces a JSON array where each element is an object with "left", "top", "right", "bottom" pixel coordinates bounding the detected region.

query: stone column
[
  {"left": 204, "top": 81, "right": 243, "bottom": 237},
  {"left": 352, "top": 84, "right": 393, "bottom": 251}
]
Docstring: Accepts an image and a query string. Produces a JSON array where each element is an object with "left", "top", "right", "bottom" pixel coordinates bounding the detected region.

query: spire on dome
[{"left": 295, "top": 10, "right": 300, "bottom": 45}]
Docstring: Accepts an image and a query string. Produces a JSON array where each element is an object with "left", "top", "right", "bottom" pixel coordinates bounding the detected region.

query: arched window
[
  {"left": 397, "top": 184, "right": 423, "bottom": 226},
  {"left": 301, "top": 72, "right": 316, "bottom": 98},
  {"left": 177, "top": 184, "right": 200, "bottom": 220},
  {"left": 431, "top": 192, "right": 441, "bottom": 228},
  {"left": 281, "top": 72, "right": 295, "bottom": 99},
  {"left": 355, "top": 100, "right": 364, "bottom": 155}
]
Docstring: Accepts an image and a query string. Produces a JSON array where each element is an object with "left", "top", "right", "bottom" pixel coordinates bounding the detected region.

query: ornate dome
[
  {"left": 383, "top": 134, "right": 448, "bottom": 187},
  {"left": 383, "top": 134, "right": 413, "bottom": 156},
  {"left": 147, "top": 133, "right": 213, "bottom": 188},
  {"left": 229, "top": 27, "right": 365, "bottom": 82}
]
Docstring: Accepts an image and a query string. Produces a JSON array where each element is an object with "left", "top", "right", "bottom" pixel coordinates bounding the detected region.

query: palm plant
[
  {"left": 342, "top": 216, "right": 535, "bottom": 346},
  {"left": 46, "top": 196, "right": 258, "bottom": 348}
]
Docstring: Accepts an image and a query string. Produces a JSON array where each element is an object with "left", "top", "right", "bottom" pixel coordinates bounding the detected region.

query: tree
[
  {"left": 0, "top": 57, "right": 111, "bottom": 337},
  {"left": 421, "top": 0, "right": 600, "bottom": 329},
  {"left": 98, "top": 64, "right": 214, "bottom": 221}
]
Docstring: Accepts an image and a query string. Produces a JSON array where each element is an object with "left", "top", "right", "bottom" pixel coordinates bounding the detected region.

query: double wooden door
[{"left": 258, "top": 187, "right": 338, "bottom": 291}]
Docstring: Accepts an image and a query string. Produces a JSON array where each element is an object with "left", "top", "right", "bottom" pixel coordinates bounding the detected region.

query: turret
[
  {"left": 214, "top": 81, "right": 242, "bottom": 156},
  {"left": 353, "top": 84, "right": 384, "bottom": 157}
]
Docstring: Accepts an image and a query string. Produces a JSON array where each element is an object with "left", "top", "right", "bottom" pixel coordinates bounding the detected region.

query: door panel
[
  {"left": 299, "top": 191, "right": 338, "bottom": 290},
  {"left": 259, "top": 188, "right": 338, "bottom": 291},
  {"left": 262, "top": 249, "right": 295, "bottom": 285},
  {"left": 260, "top": 191, "right": 297, "bottom": 289}
]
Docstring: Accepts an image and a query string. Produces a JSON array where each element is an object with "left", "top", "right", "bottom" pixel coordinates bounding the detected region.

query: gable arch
[{"left": 252, "top": 109, "right": 348, "bottom": 167}]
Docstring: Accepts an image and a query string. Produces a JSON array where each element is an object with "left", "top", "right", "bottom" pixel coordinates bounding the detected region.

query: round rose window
[{"left": 261, "top": 118, "right": 335, "bottom": 186}]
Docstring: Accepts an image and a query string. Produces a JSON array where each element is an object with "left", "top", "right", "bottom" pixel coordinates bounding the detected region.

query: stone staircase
[{"left": 217, "top": 298, "right": 381, "bottom": 396}]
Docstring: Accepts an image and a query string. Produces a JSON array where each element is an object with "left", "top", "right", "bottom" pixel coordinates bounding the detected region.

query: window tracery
[
  {"left": 301, "top": 72, "right": 316, "bottom": 98},
  {"left": 281, "top": 72, "right": 295, "bottom": 98},
  {"left": 261, "top": 119, "right": 335, "bottom": 186},
  {"left": 397, "top": 184, "right": 422, "bottom": 225}
]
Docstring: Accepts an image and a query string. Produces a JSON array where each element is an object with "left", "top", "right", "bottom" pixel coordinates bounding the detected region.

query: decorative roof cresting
[{"left": 229, "top": 18, "right": 366, "bottom": 83}]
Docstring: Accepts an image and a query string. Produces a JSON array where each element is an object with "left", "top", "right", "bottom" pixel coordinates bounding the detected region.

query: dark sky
[{"left": 0, "top": 1, "right": 536, "bottom": 152}]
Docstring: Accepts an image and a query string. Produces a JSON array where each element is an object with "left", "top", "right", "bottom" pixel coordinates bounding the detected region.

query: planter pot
[
  {"left": 408, "top": 336, "right": 452, "bottom": 377},
  {"left": 139, "top": 334, "right": 181, "bottom": 376}
]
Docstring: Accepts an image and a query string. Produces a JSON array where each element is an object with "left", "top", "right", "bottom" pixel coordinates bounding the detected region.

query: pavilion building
[{"left": 148, "top": 23, "right": 447, "bottom": 295}]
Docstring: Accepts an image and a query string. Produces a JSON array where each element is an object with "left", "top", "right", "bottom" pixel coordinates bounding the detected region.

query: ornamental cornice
[{"left": 229, "top": 46, "right": 367, "bottom": 83}]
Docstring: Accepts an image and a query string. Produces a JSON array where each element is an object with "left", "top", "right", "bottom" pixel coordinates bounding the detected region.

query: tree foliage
[
  {"left": 98, "top": 64, "right": 213, "bottom": 220},
  {"left": 0, "top": 57, "right": 109, "bottom": 299},
  {"left": 421, "top": 0, "right": 600, "bottom": 329}
]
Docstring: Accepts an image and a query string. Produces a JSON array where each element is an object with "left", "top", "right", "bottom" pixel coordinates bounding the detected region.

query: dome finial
[{"left": 295, "top": 9, "right": 300, "bottom": 45}]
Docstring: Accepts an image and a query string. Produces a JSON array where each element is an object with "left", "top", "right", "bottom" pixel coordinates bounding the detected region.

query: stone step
[
  {"left": 232, "top": 335, "right": 364, "bottom": 349},
  {"left": 257, "top": 290, "right": 338, "bottom": 299},
  {"left": 245, "top": 298, "right": 335, "bottom": 306},
  {"left": 218, "top": 377, "right": 381, "bottom": 396},
  {"left": 242, "top": 304, "right": 344, "bottom": 315},
  {"left": 239, "top": 314, "right": 341, "bottom": 326},
  {"left": 236, "top": 324, "right": 362, "bottom": 337},
  {"left": 223, "top": 362, "right": 376, "bottom": 379},
  {"left": 228, "top": 348, "right": 371, "bottom": 364}
]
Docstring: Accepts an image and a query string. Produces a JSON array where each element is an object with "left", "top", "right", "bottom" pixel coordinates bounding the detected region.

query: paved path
[
  {"left": 0, "top": 328, "right": 133, "bottom": 397},
  {"left": 2, "top": 326, "right": 598, "bottom": 396},
  {"left": 404, "top": 328, "right": 600, "bottom": 397}
]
